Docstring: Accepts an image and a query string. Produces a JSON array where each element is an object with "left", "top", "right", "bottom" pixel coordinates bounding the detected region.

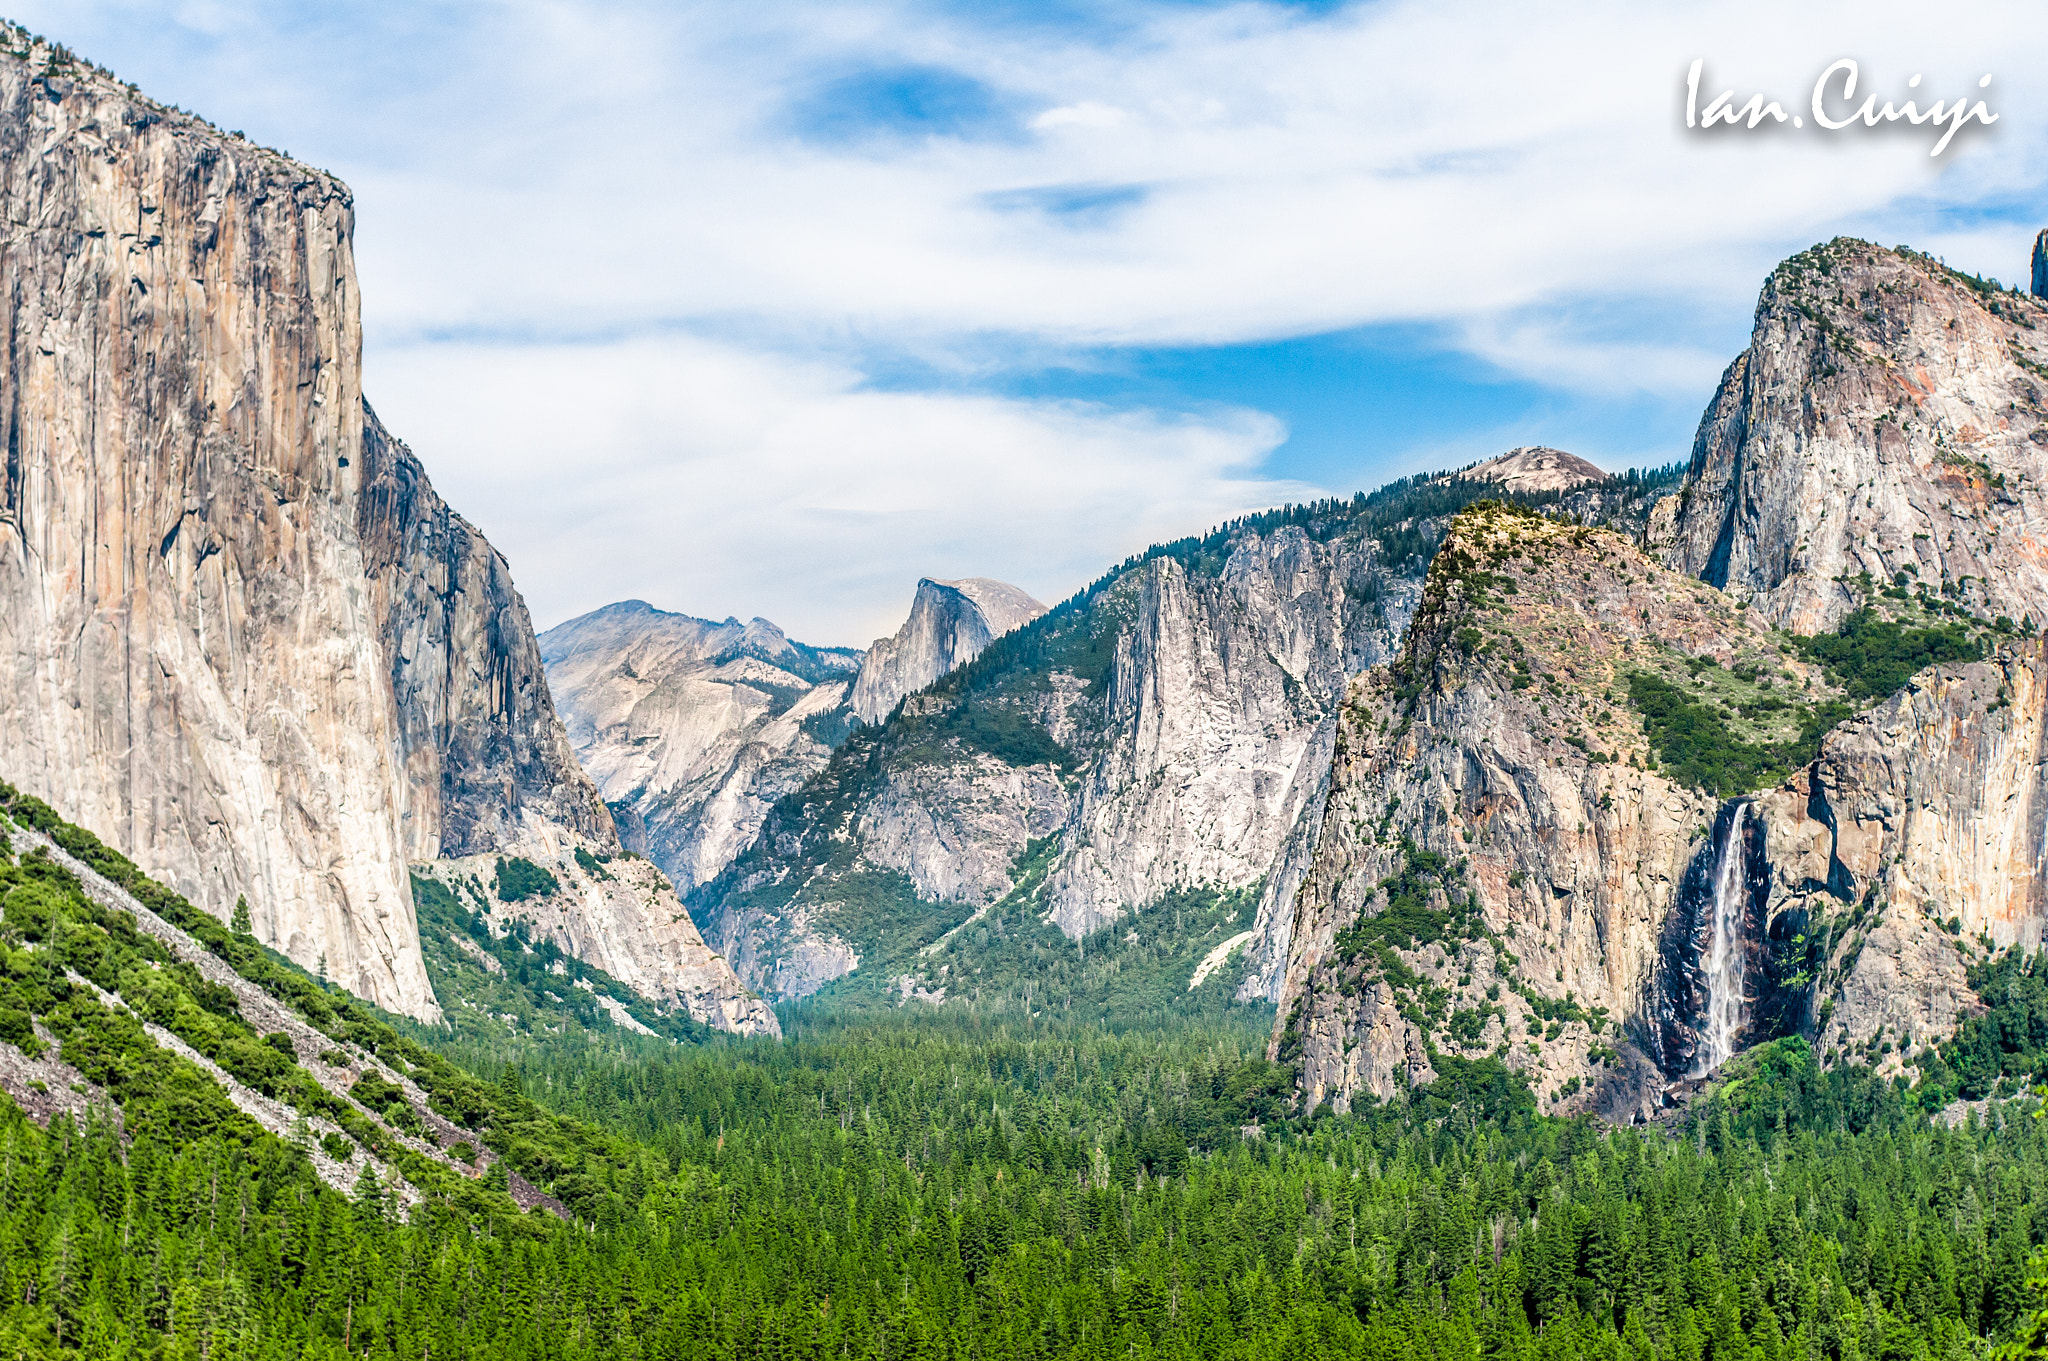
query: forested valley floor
[{"left": 5, "top": 789, "right": 2048, "bottom": 1359}]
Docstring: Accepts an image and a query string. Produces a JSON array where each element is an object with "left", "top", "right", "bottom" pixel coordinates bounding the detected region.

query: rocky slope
[
  {"left": 539, "top": 601, "right": 861, "bottom": 894},
  {"left": 696, "top": 472, "right": 1677, "bottom": 1009},
  {"left": 0, "top": 783, "right": 681, "bottom": 1220},
  {"left": 411, "top": 845, "right": 779, "bottom": 1037},
  {"left": 1273, "top": 503, "right": 1852, "bottom": 1118},
  {"left": 1276, "top": 238, "right": 2048, "bottom": 1118},
  {"left": 1661, "top": 238, "right": 2048, "bottom": 634},
  {"left": 0, "top": 27, "right": 771, "bottom": 1035},
  {"left": 850, "top": 578, "right": 1045, "bottom": 725},
  {"left": 1458, "top": 447, "right": 1607, "bottom": 494}
]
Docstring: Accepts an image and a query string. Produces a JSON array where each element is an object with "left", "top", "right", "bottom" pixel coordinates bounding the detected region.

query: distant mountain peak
[
  {"left": 852, "top": 577, "right": 1048, "bottom": 725},
  {"left": 1456, "top": 446, "right": 1607, "bottom": 493}
]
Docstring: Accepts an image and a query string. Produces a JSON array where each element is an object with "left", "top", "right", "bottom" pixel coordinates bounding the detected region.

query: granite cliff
[
  {"left": 694, "top": 469, "right": 1677, "bottom": 1009},
  {"left": 0, "top": 27, "right": 771, "bottom": 1034},
  {"left": 1272, "top": 505, "right": 1843, "bottom": 1117},
  {"left": 1662, "top": 239, "right": 2048, "bottom": 633},
  {"left": 1277, "top": 238, "right": 2048, "bottom": 1119},
  {"left": 539, "top": 601, "right": 861, "bottom": 894},
  {"left": 850, "top": 577, "right": 1045, "bottom": 725}
]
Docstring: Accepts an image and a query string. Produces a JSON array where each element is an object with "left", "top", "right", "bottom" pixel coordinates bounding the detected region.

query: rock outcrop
[
  {"left": 539, "top": 601, "right": 860, "bottom": 893},
  {"left": 850, "top": 578, "right": 1045, "bottom": 725},
  {"left": 411, "top": 843, "right": 781, "bottom": 1038},
  {"left": 1662, "top": 238, "right": 2048, "bottom": 634},
  {"left": 0, "top": 27, "right": 773, "bottom": 1034},
  {"left": 1744, "top": 640, "right": 2047, "bottom": 1075},
  {"left": 1457, "top": 447, "right": 1608, "bottom": 494},
  {"left": 1273, "top": 504, "right": 1838, "bottom": 1118},
  {"left": 2033, "top": 228, "right": 2047, "bottom": 299},
  {"left": 701, "top": 515, "right": 1414, "bottom": 1004},
  {"left": 360, "top": 411, "right": 616, "bottom": 863}
]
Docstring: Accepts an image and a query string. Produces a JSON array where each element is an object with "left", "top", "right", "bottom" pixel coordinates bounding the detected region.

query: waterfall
[{"left": 1694, "top": 803, "right": 1749, "bottom": 1076}]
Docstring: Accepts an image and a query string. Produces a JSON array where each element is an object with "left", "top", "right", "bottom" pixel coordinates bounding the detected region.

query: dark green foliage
[
  {"left": 572, "top": 845, "right": 612, "bottom": 879},
  {"left": 0, "top": 782, "right": 688, "bottom": 1226},
  {"left": 493, "top": 855, "right": 558, "bottom": 902},
  {"left": 1333, "top": 841, "right": 1481, "bottom": 981},
  {"left": 899, "top": 696, "right": 1073, "bottom": 768},
  {"left": 1628, "top": 671, "right": 1798, "bottom": 795},
  {"left": 1627, "top": 670, "right": 1852, "bottom": 796},
  {"left": 799, "top": 703, "right": 857, "bottom": 748},
  {"left": 1921, "top": 951, "right": 2048, "bottom": 1101},
  {"left": 1790, "top": 608, "right": 1987, "bottom": 700},
  {"left": 1413, "top": 1051, "right": 1536, "bottom": 1122},
  {"left": 784, "top": 840, "right": 1271, "bottom": 1028}
]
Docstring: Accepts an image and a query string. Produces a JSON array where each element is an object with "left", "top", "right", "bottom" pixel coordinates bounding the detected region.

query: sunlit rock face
[
  {"left": 1458, "top": 447, "right": 1607, "bottom": 494},
  {"left": 540, "top": 601, "right": 862, "bottom": 895},
  {"left": 1664, "top": 238, "right": 2048, "bottom": 634},
  {"left": 1272, "top": 507, "right": 1804, "bottom": 1120},
  {"left": 851, "top": 578, "right": 1046, "bottom": 726},
  {"left": 1745, "top": 639, "right": 2048, "bottom": 1077},
  {"left": 0, "top": 29, "right": 772, "bottom": 1034}
]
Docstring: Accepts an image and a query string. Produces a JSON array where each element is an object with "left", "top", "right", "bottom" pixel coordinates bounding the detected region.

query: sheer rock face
[
  {"left": 539, "top": 600, "right": 861, "bottom": 894},
  {"left": 1664, "top": 238, "right": 2048, "bottom": 634},
  {"left": 1275, "top": 507, "right": 1829, "bottom": 1119},
  {"left": 0, "top": 32, "right": 770, "bottom": 1033},
  {"left": 359, "top": 412, "right": 616, "bottom": 863},
  {"left": 411, "top": 847, "right": 781, "bottom": 1038},
  {"left": 1041, "top": 531, "right": 1394, "bottom": 959},
  {"left": 1747, "top": 640, "right": 2048, "bottom": 1074},
  {"left": 701, "top": 520, "right": 1417, "bottom": 1002},
  {"left": 0, "top": 37, "right": 438, "bottom": 1017},
  {"left": 850, "top": 578, "right": 1045, "bottom": 725}
]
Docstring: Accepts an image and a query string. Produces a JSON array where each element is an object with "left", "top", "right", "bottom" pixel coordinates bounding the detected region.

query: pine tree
[{"left": 230, "top": 894, "right": 251, "bottom": 936}]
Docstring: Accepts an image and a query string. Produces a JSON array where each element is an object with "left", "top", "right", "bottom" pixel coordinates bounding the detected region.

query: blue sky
[{"left": 15, "top": 0, "right": 2048, "bottom": 644}]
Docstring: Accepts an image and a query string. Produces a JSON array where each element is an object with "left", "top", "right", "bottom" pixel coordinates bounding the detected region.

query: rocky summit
[
  {"left": 1659, "top": 239, "right": 2048, "bottom": 634},
  {"left": 1274, "top": 239, "right": 2048, "bottom": 1119},
  {"left": 539, "top": 601, "right": 862, "bottom": 896},
  {"left": 850, "top": 577, "right": 1047, "bottom": 725},
  {"left": 1456, "top": 446, "right": 1608, "bottom": 494}
]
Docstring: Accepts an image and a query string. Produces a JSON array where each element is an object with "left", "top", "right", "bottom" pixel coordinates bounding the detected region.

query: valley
[{"left": 2, "top": 15, "right": 2048, "bottom": 1359}]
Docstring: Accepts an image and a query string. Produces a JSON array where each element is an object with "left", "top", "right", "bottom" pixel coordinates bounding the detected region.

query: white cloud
[
  {"left": 1031, "top": 101, "right": 1129, "bottom": 132},
  {"left": 365, "top": 335, "right": 1308, "bottom": 644},
  {"left": 14, "top": 0, "right": 2048, "bottom": 636}
]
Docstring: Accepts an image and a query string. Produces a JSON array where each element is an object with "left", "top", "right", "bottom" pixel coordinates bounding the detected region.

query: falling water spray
[{"left": 1694, "top": 803, "right": 1749, "bottom": 1076}]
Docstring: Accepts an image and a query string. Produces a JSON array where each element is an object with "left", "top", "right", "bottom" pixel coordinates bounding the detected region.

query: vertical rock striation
[
  {"left": 1744, "top": 640, "right": 2048, "bottom": 1075},
  {"left": 358, "top": 409, "right": 616, "bottom": 862},
  {"left": 0, "top": 32, "right": 436, "bottom": 1016},
  {"left": 0, "top": 28, "right": 774, "bottom": 1034},
  {"left": 1272, "top": 505, "right": 1822, "bottom": 1117},
  {"left": 850, "top": 578, "right": 1045, "bottom": 725},
  {"left": 697, "top": 470, "right": 1674, "bottom": 1009},
  {"left": 1663, "top": 238, "right": 2048, "bottom": 633}
]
